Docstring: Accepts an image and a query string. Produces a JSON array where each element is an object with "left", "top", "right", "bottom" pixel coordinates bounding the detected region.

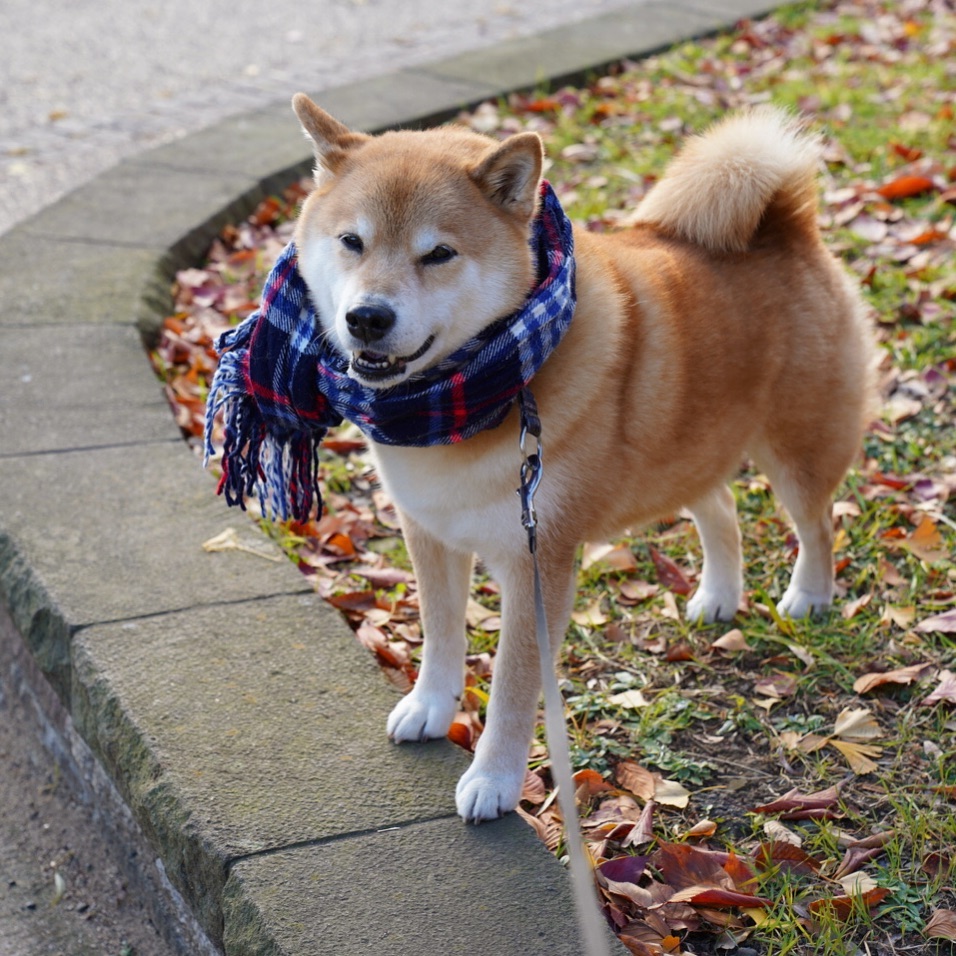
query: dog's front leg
[
  {"left": 456, "top": 543, "right": 576, "bottom": 823},
  {"left": 387, "top": 513, "right": 473, "bottom": 743}
]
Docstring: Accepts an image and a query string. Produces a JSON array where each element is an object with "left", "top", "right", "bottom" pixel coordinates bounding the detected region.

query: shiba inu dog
[{"left": 289, "top": 93, "right": 875, "bottom": 823}]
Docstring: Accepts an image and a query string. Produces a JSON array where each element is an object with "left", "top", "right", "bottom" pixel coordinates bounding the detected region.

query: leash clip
[{"left": 517, "top": 389, "right": 543, "bottom": 553}]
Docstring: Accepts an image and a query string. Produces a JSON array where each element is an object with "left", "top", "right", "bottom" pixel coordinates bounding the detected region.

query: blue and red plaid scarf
[{"left": 204, "top": 180, "right": 575, "bottom": 522}]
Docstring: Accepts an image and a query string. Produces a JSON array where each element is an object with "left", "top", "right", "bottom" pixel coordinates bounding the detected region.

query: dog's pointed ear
[
  {"left": 471, "top": 132, "right": 544, "bottom": 220},
  {"left": 292, "top": 93, "right": 369, "bottom": 181}
]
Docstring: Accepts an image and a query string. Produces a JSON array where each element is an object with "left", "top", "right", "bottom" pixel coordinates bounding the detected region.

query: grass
[{"left": 151, "top": 1, "right": 956, "bottom": 952}]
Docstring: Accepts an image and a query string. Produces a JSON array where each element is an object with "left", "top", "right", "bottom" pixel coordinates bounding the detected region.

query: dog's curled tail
[{"left": 631, "top": 107, "right": 823, "bottom": 253}]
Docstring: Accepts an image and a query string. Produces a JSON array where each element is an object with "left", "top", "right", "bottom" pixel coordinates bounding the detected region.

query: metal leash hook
[
  {"left": 517, "top": 391, "right": 543, "bottom": 554},
  {"left": 515, "top": 388, "right": 613, "bottom": 956}
]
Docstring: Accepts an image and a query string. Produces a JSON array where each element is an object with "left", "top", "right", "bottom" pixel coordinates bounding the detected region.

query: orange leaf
[
  {"left": 808, "top": 887, "right": 890, "bottom": 921},
  {"left": 875, "top": 174, "right": 935, "bottom": 200},
  {"left": 903, "top": 515, "right": 948, "bottom": 563}
]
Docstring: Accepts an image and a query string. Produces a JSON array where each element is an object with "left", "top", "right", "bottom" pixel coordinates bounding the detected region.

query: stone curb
[{"left": 0, "top": 2, "right": 781, "bottom": 953}]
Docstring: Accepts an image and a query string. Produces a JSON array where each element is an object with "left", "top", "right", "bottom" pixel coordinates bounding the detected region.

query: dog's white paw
[
  {"left": 776, "top": 585, "right": 832, "bottom": 620},
  {"left": 686, "top": 584, "right": 739, "bottom": 624},
  {"left": 455, "top": 763, "right": 524, "bottom": 823},
  {"left": 387, "top": 688, "right": 457, "bottom": 743}
]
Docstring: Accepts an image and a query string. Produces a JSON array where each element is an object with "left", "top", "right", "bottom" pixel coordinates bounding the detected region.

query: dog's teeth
[{"left": 388, "top": 355, "right": 396, "bottom": 364}]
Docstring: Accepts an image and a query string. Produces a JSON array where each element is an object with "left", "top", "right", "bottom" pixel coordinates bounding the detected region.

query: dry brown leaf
[
  {"left": 853, "top": 662, "right": 934, "bottom": 694},
  {"left": 841, "top": 592, "right": 873, "bottom": 619},
  {"left": 572, "top": 599, "right": 609, "bottom": 628},
  {"left": 833, "top": 707, "right": 882, "bottom": 740},
  {"left": 925, "top": 908, "right": 956, "bottom": 941},
  {"left": 915, "top": 609, "right": 956, "bottom": 634},
  {"left": 902, "top": 515, "right": 949, "bottom": 563},
  {"left": 710, "top": 628, "right": 748, "bottom": 652},
  {"left": 581, "top": 541, "right": 639, "bottom": 572},
  {"left": 754, "top": 673, "right": 798, "bottom": 699},
  {"left": 616, "top": 761, "right": 658, "bottom": 801},
  {"left": 762, "top": 820, "right": 802, "bottom": 847},
  {"left": 922, "top": 670, "right": 956, "bottom": 707}
]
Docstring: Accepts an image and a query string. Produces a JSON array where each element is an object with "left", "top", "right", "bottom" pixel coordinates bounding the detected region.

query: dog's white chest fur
[{"left": 371, "top": 442, "right": 524, "bottom": 559}]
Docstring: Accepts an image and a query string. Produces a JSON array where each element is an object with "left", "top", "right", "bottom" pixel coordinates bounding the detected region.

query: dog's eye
[
  {"left": 340, "top": 233, "right": 363, "bottom": 253},
  {"left": 421, "top": 244, "right": 457, "bottom": 265}
]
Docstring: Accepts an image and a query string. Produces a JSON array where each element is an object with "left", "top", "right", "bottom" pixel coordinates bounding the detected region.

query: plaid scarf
[{"left": 204, "top": 180, "right": 575, "bottom": 522}]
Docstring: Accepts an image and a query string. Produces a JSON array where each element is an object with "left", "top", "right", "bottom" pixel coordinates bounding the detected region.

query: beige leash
[{"left": 518, "top": 391, "right": 613, "bottom": 956}]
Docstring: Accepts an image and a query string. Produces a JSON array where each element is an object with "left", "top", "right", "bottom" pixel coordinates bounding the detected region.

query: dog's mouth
[{"left": 350, "top": 335, "right": 436, "bottom": 383}]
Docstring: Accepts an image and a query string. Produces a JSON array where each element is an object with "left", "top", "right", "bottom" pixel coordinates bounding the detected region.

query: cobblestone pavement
[{"left": 0, "top": 0, "right": 635, "bottom": 236}]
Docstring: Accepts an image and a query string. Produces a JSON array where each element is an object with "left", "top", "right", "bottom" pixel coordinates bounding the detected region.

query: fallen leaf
[
  {"left": 582, "top": 541, "right": 639, "bottom": 572},
  {"left": 834, "top": 831, "right": 894, "bottom": 879},
  {"left": 875, "top": 174, "right": 935, "bottom": 200},
  {"left": 574, "top": 768, "right": 615, "bottom": 800},
  {"left": 683, "top": 819, "right": 716, "bottom": 840},
  {"left": 616, "top": 761, "right": 657, "bottom": 801},
  {"left": 841, "top": 592, "right": 873, "bottom": 619},
  {"left": 755, "top": 841, "right": 821, "bottom": 876},
  {"left": 925, "top": 908, "right": 956, "bottom": 941},
  {"left": 654, "top": 778, "right": 691, "bottom": 809},
  {"left": 762, "top": 820, "right": 802, "bottom": 847},
  {"left": 201, "top": 527, "right": 283, "bottom": 561},
  {"left": 572, "top": 599, "right": 609, "bottom": 627},
  {"left": 837, "top": 871, "right": 878, "bottom": 896},
  {"left": 922, "top": 670, "right": 956, "bottom": 707},
  {"left": 754, "top": 673, "right": 798, "bottom": 699},
  {"left": 853, "top": 662, "right": 934, "bottom": 694},
  {"left": 808, "top": 887, "right": 890, "bottom": 921},
  {"left": 710, "top": 628, "right": 748, "bottom": 652},
  {"left": 902, "top": 515, "right": 949, "bottom": 563},
  {"left": 915, "top": 609, "right": 956, "bottom": 634},
  {"left": 829, "top": 738, "right": 882, "bottom": 774},
  {"left": 753, "top": 785, "right": 841, "bottom": 819},
  {"left": 609, "top": 688, "right": 651, "bottom": 710},
  {"left": 648, "top": 546, "right": 693, "bottom": 596},
  {"left": 670, "top": 885, "right": 771, "bottom": 908},
  {"left": 833, "top": 707, "right": 882, "bottom": 741}
]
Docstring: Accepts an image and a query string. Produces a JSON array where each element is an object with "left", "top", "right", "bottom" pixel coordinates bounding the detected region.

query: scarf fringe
[{"left": 204, "top": 322, "right": 323, "bottom": 524}]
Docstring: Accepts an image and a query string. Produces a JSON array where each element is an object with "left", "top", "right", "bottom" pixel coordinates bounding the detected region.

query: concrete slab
[
  {"left": 420, "top": 1, "right": 721, "bottom": 91},
  {"left": 0, "top": 231, "right": 164, "bottom": 329},
  {"left": 0, "top": 324, "right": 177, "bottom": 456},
  {"left": 17, "top": 164, "right": 260, "bottom": 262},
  {"left": 222, "top": 814, "right": 618, "bottom": 956},
  {"left": 71, "top": 595, "right": 471, "bottom": 945},
  {"left": 0, "top": 442, "right": 312, "bottom": 699}
]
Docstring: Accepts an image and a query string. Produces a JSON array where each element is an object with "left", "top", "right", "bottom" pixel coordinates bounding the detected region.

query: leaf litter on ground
[{"left": 151, "top": 1, "right": 956, "bottom": 952}]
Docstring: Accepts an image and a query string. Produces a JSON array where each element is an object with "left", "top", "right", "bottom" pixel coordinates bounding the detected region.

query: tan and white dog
[{"left": 290, "top": 93, "right": 875, "bottom": 823}]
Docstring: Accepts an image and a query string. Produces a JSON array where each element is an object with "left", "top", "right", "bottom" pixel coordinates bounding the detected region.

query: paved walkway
[
  {"left": 0, "top": 1, "right": 779, "bottom": 953},
  {"left": 1, "top": 0, "right": 639, "bottom": 237}
]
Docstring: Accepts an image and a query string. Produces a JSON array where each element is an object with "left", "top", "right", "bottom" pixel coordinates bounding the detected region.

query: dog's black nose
[{"left": 345, "top": 305, "right": 396, "bottom": 345}]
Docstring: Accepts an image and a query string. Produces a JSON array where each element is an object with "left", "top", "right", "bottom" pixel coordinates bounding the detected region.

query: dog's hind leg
[
  {"left": 387, "top": 515, "right": 472, "bottom": 743},
  {"left": 685, "top": 484, "right": 743, "bottom": 624},
  {"left": 751, "top": 447, "right": 841, "bottom": 619},
  {"left": 455, "top": 542, "right": 576, "bottom": 823}
]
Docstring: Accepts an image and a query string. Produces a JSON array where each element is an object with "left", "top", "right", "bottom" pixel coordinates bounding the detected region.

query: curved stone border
[{"left": 0, "top": 2, "right": 779, "bottom": 953}]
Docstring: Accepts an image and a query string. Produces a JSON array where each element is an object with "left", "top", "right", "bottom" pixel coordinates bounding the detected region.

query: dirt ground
[{"left": 0, "top": 683, "right": 175, "bottom": 956}]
